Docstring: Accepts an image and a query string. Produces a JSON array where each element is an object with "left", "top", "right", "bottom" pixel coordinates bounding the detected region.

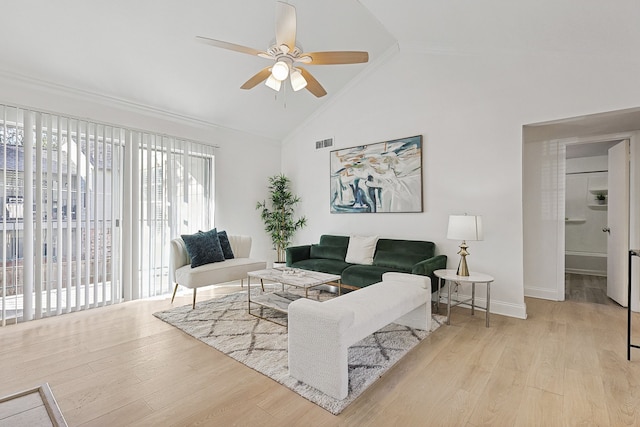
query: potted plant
[
  {"left": 256, "top": 174, "right": 307, "bottom": 264},
  {"left": 595, "top": 192, "right": 606, "bottom": 205}
]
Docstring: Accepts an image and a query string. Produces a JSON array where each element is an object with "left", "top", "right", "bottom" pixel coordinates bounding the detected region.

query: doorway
[
  {"left": 522, "top": 106, "right": 640, "bottom": 311},
  {"left": 564, "top": 139, "right": 629, "bottom": 307},
  {"left": 564, "top": 140, "right": 622, "bottom": 305}
]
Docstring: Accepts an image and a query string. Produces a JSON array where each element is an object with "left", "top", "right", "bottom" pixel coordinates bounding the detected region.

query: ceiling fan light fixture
[
  {"left": 290, "top": 69, "right": 307, "bottom": 91},
  {"left": 265, "top": 74, "right": 282, "bottom": 91},
  {"left": 271, "top": 60, "right": 289, "bottom": 81},
  {"left": 197, "top": 2, "right": 368, "bottom": 98}
]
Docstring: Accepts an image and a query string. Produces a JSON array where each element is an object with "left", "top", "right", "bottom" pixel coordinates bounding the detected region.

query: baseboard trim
[
  {"left": 565, "top": 268, "right": 607, "bottom": 277},
  {"left": 435, "top": 295, "right": 527, "bottom": 319},
  {"left": 524, "top": 286, "right": 561, "bottom": 301}
]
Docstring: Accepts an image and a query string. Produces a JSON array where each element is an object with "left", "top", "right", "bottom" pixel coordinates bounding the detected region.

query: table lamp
[{"left": 447, "top": 214, "right": 483, "bottom": 276}]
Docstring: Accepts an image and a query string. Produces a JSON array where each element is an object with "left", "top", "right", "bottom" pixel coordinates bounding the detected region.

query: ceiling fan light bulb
[
  {"left": 271, "top": 61, "right": 289, "bottom": 81},
  {"left": 290, "top": 70, "right": 307, "bottom": 91},
  {"left": 265, "top": 74, "right": 281, "bottom": 91}
]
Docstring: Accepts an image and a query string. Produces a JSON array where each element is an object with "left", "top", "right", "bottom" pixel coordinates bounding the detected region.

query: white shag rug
[{"left": 153, "top": 285, "right": 444, "bottom": 415}]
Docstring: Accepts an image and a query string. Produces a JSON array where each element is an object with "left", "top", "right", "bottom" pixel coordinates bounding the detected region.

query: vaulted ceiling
[{"left": 1, "top": 1, "right": 639, "bottom": 141}]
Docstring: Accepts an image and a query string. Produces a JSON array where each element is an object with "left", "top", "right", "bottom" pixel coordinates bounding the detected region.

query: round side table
[{"left": 434, "top": 269, "right": 494, "bottom": 327}]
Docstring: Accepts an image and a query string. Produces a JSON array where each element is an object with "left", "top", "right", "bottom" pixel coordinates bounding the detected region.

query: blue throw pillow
[
  {"left": 181, "top": 228, "right": 225, "bottom": 268},
  {"left": 217, "top": 230, "right": 235, "bottom": 259}
]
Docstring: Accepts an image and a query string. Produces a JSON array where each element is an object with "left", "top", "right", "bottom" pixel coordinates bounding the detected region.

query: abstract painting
[{"left": 330, "top": 135, "right": 423, "bottom": 213}]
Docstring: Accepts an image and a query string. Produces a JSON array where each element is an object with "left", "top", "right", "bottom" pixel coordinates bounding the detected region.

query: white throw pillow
[{"left": 345, "top": 235, "right": 379, "bottom": 265}]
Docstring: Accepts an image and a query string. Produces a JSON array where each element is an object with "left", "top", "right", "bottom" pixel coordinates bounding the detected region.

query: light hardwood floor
[
  {"left": 565, "top": 273, "right": 617, "bottom": 306},
  {"left": 1, "top": 283, "right": 640, "bottom": 426}
]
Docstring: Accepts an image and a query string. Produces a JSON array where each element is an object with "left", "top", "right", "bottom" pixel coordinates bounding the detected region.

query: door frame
[{"left": 555, "top": 131, "right": 640, "bottom": 308}]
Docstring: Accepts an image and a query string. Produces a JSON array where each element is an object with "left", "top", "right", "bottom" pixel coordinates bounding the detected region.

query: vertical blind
[
  {"left": 136, "top": 132, "right": 215, "bottom": 299},
  {"left": 0, "top": 104, "right": 215, "bottom": 325}
]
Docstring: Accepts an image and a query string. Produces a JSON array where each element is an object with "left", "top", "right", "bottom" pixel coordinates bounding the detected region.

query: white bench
[
  {"left": 288, "top": 272, "right": 432, "bottom": 400},
  {"left": 170, "top": 235, "right": 266, "bottom": 308}
]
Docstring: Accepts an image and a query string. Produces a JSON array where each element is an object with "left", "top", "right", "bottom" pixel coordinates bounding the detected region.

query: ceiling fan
[{"left": 196, "top": 1, "right": 369, "bottom": 98}]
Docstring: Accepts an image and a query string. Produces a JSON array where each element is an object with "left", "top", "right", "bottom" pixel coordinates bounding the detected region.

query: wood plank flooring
[
  {"left": 1, "top": 282, "right": 640, "bottom": 426},
  {"left": 565, "top": 273, "right": 617, "bottom": 306}
]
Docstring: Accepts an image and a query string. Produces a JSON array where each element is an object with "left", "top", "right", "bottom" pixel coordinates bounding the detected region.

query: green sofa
[{"left": 285, "top": 235, "right": 447, "bottom": 292}]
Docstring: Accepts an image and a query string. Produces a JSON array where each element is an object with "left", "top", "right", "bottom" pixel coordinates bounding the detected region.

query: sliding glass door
[
  {"left": 0, "top": 105, "right": 215, "bottom": 325},
  {"left": 137, "top": 135, "right": 214, "bottom": 298},
  {"left": 0, "top": 107, "right": 123, "bottom": 323}
]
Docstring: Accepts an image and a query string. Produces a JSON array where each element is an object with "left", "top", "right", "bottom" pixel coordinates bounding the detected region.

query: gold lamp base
[{"left": 456, "top": 241, "right": 470, "bottom": 276}]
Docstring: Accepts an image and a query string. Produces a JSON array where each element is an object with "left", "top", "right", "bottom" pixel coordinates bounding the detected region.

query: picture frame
[{"left": 330, "top": 135, "right": 423, "bottom": 213}]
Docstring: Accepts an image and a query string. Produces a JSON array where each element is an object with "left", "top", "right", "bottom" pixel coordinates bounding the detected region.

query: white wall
[
  {"left": 282, "top": 47, "right": 640, "bottom": 320},
  {"left": 566, "top": 156, "right": 608, "bottom": 174},
  {"left": 0, "top": 73, "right": 282, "bottom": 263}
]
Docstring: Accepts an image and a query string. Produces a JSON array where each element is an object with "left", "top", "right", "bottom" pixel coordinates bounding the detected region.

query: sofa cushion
[
  {"left": 376, "top": 238, "right": 435, "bottom": 258},
  {"left": 345, "top": 235, "right": 379, "bottom": 265},
  {"left": 373, "top": 251, "right": 427, "bottom": 271},
  {"left": 175, "top": 257, "right": 267, "bottom": 288},
  {"left": 341, "top": 264, "right": 405, "bottom": 288},
  {"left": 228, "top": 235, "right": 252, "bottom": 259},
  {"left": 181, "top": 228, "right": 225, "bottom": 268},
  {"left": 310, "top": 244, "right": 347, "bottom": 261},
  {"left": 319, "top": 235, "right": 350, "bottom": 247},
  {"left": 290, "top": 258, "right": 353, "bottom": 276},
  {"left": 217, "top": 230, "right": 235, "bottom": 259}
]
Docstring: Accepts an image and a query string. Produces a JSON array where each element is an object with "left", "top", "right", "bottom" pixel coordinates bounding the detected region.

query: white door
[{"left": 606, "top": 140, "right": 630, "bottom": 306}]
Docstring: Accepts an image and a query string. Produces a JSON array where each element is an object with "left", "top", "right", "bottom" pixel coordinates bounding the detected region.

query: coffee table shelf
[
  {"left": 251, "top": 292, "right": 302, "bottom": 313},
  {"left": 247, "top": 268, "right": 341, "bottom": 326}
]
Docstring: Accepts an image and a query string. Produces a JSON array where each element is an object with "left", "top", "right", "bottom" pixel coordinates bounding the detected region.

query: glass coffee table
[{"left": 247, "top": 268, "right": 341, "bottom": 326}]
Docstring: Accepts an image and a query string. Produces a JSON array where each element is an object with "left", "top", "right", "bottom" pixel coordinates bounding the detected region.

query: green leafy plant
[
  {"left": 256, "top": 174, "right": 307, "bottom": 263},
  {"left": 595, "top": 192, "right": 606, "bottom": 201}
]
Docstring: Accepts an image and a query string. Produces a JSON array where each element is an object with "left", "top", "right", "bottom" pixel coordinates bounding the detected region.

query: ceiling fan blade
[
  {"left": 298, "top": 68, "right": 327, "bottom": 98},
  {"left": 302, "top": 51, "right": 369, "bottom": 65},
  {"left": 275, "top": 1, "right": 296, "bottom": 52},
  {"left": 240, "top": 67, "right": 272, "bottom": 89},
  {"left": 196, "top": 36, "right": 267, "bottom": 57}
]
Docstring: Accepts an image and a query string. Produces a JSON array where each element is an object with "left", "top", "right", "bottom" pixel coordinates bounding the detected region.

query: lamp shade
[
  {"left": 447, "top": 215, "right": 483, "bottom": 241},
  {"left": 271, "top": 60, "right": 289, "bottom": 81},
  {"left": 290, "top": 69, "right": 307, "bottom": 91},
  {"left": 265, "top": 74, "right": 282, "bottom": 91}
]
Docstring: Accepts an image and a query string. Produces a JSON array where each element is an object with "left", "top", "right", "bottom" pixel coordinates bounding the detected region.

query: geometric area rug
[
  {"left": 0, "top": 383, "right": 68, "bottom": 426},
  {"left": 153, "top": 285, "right": 445, "bottom": 415}
]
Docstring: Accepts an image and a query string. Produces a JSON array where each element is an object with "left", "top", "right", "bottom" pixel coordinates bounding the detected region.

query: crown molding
[{"left": 0, "top": 67, "right": 278, "bottom": 143}]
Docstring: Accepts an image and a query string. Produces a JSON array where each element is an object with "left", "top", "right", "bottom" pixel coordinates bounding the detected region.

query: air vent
[{"left": 315, "top": 138, "right": 333, "bottom": 149}]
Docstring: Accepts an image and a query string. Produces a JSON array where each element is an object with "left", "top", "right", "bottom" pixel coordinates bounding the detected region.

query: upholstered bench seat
[{"left": 288, "top": 272, "right": 432, "bottom": 400}]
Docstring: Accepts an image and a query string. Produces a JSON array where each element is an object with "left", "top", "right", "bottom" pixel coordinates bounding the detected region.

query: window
[{"left": 0, "top": 105, "right": 215, "bottom": 325}]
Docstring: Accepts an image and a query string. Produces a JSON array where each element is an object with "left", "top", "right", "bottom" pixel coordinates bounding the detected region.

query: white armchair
[{"left": 169, "top": 234, "right": 266, "bottom": 308}]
